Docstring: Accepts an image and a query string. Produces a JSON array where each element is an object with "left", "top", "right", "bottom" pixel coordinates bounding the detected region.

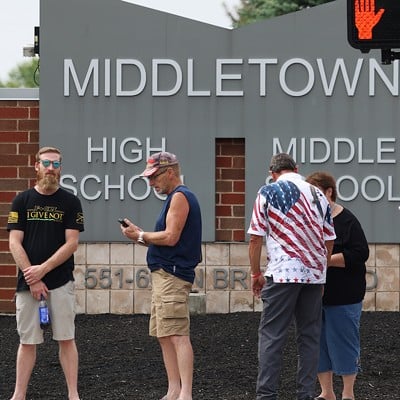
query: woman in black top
[{"left": 306, "top": 172, "right": 369, "bottom": 400}]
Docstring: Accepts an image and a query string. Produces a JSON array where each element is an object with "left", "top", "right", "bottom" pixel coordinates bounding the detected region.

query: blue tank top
[{"left": 147, "top": 185, "right": 202, "bottom": 283}]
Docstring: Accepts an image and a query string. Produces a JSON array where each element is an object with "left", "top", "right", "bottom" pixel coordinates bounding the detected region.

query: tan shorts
[
  {"left": 149, "top": 269, "right": 192, "bottom": 338},
  {"left": 15, "top": 280, "right": 76, "bottom": 344}
]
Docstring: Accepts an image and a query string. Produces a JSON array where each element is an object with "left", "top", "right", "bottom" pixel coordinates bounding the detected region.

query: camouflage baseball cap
[{"left": 141, "top": 152, "right": 179, "bottom": 177}]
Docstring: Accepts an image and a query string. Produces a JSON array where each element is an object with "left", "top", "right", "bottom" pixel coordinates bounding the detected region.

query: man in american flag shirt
[{"left": 248, "top": 153, "right": 336, "bottom": 400}]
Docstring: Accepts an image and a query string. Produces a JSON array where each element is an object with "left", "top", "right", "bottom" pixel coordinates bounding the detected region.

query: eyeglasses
[
  {"left": 39, "top": 159, "right": 61, "bottom": 169},
  {"left": 149, "top": 169, "right": 168, "bottom": 180}
]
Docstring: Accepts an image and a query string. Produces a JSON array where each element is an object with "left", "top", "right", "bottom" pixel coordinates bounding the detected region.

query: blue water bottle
[{"left": 39, "top": 294, "right": 50, "bottom": 329}]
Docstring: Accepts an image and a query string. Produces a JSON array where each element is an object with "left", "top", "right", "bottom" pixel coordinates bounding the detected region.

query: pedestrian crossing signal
[{"left": 347, "top": 0, "right": 400, "bottom": 52}]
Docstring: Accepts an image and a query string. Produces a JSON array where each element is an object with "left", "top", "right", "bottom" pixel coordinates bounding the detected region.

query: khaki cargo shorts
[{"left": 149, "top": 269, "right": 192, "bottom": 338}]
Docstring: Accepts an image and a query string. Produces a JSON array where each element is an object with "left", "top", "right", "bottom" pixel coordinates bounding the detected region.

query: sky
[{"left": 0, "top": 0, "right": 241, "bottom": 81}]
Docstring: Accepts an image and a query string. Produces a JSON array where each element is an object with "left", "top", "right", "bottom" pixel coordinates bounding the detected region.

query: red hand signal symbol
[{"left": 355, "top": 0, "right": 385, "bottom": 39}]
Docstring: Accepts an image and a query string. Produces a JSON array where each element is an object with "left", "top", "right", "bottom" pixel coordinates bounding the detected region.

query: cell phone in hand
[{"left": 118, "top": 218, "right": 129, "bottom": 227}]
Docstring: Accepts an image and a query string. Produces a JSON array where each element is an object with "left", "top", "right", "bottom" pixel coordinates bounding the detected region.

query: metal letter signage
[{"left": 40, "top": 0, "right": 400, "bottom": 243}]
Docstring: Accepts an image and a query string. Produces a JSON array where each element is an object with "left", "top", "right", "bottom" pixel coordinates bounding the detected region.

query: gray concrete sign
[{"left": 40, "top": 0, "right": 400, "bottom": 242}]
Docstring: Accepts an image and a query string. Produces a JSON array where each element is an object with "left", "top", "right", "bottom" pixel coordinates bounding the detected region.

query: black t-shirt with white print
[{"left": 7, "top": 187, "right": 84, "bottom": 291}]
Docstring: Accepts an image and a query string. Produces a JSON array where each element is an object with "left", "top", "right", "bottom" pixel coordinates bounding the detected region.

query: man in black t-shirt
[{"left": 7, "top": 146, "right": 84, "bottom": 400}]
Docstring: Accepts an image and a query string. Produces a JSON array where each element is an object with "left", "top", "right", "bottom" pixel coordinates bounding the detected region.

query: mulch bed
[{"left": 0, "top": 311, "right": 398, "bottom": 399}]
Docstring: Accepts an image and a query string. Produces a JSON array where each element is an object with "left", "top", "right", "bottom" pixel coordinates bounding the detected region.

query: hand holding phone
[{"left": 118, "top": 218, "right": 129, "bottom": 227}]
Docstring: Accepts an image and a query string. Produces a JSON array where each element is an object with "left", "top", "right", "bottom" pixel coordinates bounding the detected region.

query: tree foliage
[
  {"left": 225, "top": 0, "right": 335, "bottom": 27},
  {"left": 0, "top": 58, "right": 40, "bottom": 88}
]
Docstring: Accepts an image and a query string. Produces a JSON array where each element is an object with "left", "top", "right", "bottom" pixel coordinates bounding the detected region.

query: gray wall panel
[{"left": 40, "top": 0, "right": 400, "bottom": 242}]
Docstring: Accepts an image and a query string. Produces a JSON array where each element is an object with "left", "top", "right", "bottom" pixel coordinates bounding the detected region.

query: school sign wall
[{"left": 40, "top": 0, "right": 400, "bottom": 243}]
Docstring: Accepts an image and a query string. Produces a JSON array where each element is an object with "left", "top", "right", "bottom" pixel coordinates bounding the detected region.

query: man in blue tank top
[{"left": 120, "top": 152, "right": 202, "bottom": 400}]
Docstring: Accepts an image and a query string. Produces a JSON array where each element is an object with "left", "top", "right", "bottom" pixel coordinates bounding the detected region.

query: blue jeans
[{"left": 318, "top": 302, "right": 362, "bottom": 375}]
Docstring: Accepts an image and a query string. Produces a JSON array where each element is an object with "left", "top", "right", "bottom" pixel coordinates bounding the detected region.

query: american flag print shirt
[{"left": 248, "top": 172, "right": 336, "bottom": 284}]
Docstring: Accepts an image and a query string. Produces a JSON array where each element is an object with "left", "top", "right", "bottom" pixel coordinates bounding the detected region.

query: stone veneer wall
[
  {"left": 72, "top": 242, "right": 400, "bottom": 314},
  {"left": 0, "top": 98, "right": 399, "bottom": 313}
]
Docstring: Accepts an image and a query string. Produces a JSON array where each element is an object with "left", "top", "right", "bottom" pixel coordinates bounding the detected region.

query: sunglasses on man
[{"left": 39, "top": 159, "right": 62, "bottom": 169}]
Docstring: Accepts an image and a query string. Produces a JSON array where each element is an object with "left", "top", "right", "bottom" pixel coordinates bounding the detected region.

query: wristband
[
  {"left": 137, "top": 231, "right": 146, "bottom": 245},
  {"left": 251, "top": 272, "right": 262, "bottom": 279}
]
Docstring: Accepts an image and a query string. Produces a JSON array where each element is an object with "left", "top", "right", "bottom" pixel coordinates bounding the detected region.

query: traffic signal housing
[{"left": 347, "top": 0, "right": 400, "bottom": 53}]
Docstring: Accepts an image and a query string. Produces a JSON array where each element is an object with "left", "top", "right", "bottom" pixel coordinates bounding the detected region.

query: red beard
[{"left": 37, "top": 171, "right": 60, "bottom": 192}]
